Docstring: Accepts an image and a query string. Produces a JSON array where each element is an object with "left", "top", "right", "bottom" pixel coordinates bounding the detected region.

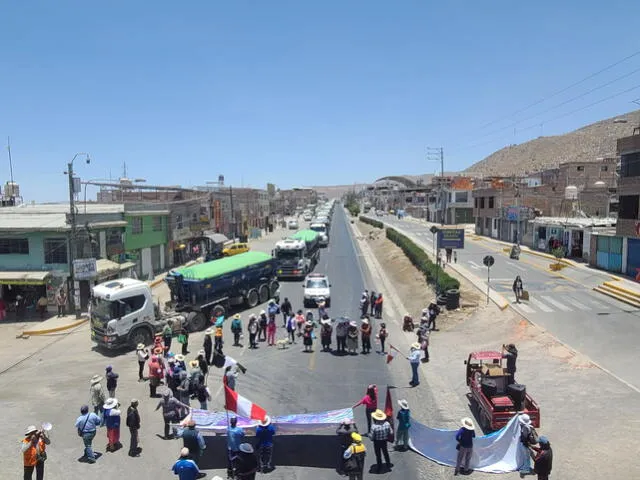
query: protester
[
  {"left": 418, "top": 324, "right": 430, "bottom": 363},
  {"left": 320, "top": 317, "right": 333, "bottom": 351},
  {"left": 409, "top": 343, "right": 422, "bottom": 387},
  {"left": 336, "top": 318, "right": 348, "bottom": 353},
  {"left": 266, "top": 310, "right": 277, "bottom": 346},
  {"left": 178, "top": 327, "right": 189, "bottom": 355},
  {"left": 402, "top": 313, "right": 415, "bottom": 332},
  {"left": 172, "top": 447, "right": 201, "bottom": 480},
  {"left": 148, "top": 355, "right": 164, "bottom": 398},
  {"left": 280, "top": 297, "right": 292, "bottom": 327},
  {"left": 295, "top": 310, "right": 306, "bottom": 336},
  {"left": 56, "top": 289, "right": 66, "bottom": 317},
  {"left": 336, "top": 418, "right": 359, "bottom": 475},
  {"left": 225, "top": 365, "right": 239, "bottom": 391},
  {"left": 317, "top": 299, "right": 327, "bottom": 319},
  {"left": 194, "top": 375, "right": 211, "bottom": 410},
  {"left": 156, "top": 391, "right": 189, "bottom": 439},
  {"left": 103, "top": 397, "right": 122, "bottom": 452},
  {"left": 529, "top": 436, "right": 553, "bottom": 480},
  {"left": 258, "top": 310, "right": 268, "bottom": 342},
  {"left": 286, "top": 313, "right": 297, "bottom": 344},
  {"left": 235, "top": 443, "right": 259, "bottom": 479},
  {"left": 105, "top": 365, "right": 119, "bottom": 398},
  {"left": 352, "top": 384, "right": 378, "bottom": 434},
  {"left": 374, "top": 293, "right": 384, "bottom": 319},
  {"left": 302, "top": 320, "right": 315, "bottom": 352},
  {"left": 343, "top": 432, "right": 366, "bottom": 480},
  {"left": 154, "top": 333, "right": 164, "bottom": 353},
  {"left": 231, "top": 314, "right": 243, "bottom": 346},
  {"left": 267, "top": 298, "right": 280, "bottom": 326},
  {"left": 189, "top": 359, "right": 202, "bottom": 389},
  {"left": 376, "top": 322, "right": 388, "bottom": 354},
  {"left": 177, "top": 420, "right": 206, "bottom": 467},
  {"left": 196, "top": 350, "right": 209, "bottom": 384},
  {"left": 136, "top": 344, "right": 149, "bottom": 382},
  {"left": 502, "top": 343, "right": 518, "bottom": 384},
  {"left": 203, "top": 328, "right": 213, "bottom": 365},
  {"left": 214, "top": 323, "right": 224, "bottom": 351},
  {"left": 22, "top": 425, "right": 49, "bottom": 480},
  {"left": 36, "top": 295, "right": 48, "bottom": 319},
  {"left": 89, "top": 375, "right": 106, "bottom": 415},
  {"left": 75, "top": 405, "right": 102, "bottom": 464},
  {"left": 369, "top": 290, "right": 376, "bottom": 316},
  {"left": 359, "top": 292, "right": 369, "bottom": 318},
  {"left": 247, "top": 314, "right": 260, "bottom": 349},
  {"left": 427, "top": 302, "right": 440, "bottom": 331},
  {"left": 163, "top": 321, "right": 173, "bottom": 354},
  {"left": 513, "top": 275, "right": 524, "bottom": 303},
  {"left": 346, "top": 320, "right": 359, "bottom": 355},
  {"left": 126, "top": 399, "right": 141, "bottom": 457},
  {"left": 175, "top": 353, "right": 187, "bottom": 371},
  {"left": 255, "top": 415, "right": 276, "bottom": 473},
  {"left": 176, "top": 370, "right": 191, "bottom": 407},
  {"left": 360, "top": 318, "right": 372, "bottom": 354},
  {"left": 370, "top": 409, "right": 393, "bottom": 473},
  {"left": 518, "top": 413, "right": 537, "bottom": 475},
  {"left": 395, "top": 399, "right": 411, "bottom": 451},
  {"left": 455, "top": 417, "right": 476, "bottom": 476},
  {"left": 226, "top": 416, "right": 245, "bottom": 478}
]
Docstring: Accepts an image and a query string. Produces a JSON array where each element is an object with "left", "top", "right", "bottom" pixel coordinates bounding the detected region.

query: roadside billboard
[{"left": 437, "top": 228, "right": 465, "bottom": 249}]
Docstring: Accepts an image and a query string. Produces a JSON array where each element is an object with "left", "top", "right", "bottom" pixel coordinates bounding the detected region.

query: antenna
[
  {"left": 7, "top": 136, "right": 15, "bottom": 184},
  {"left": 123, "top": 161, "right": 127, "bottom": 179}
]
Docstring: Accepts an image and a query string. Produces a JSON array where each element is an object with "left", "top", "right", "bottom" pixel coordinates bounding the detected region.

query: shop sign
[{"left": 73, "top": 258, "right": 97, "bottom": 280}]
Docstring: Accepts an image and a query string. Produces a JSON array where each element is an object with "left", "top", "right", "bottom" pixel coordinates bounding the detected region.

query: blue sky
[{"left": 2, "top": 1, "right": 640, "bottom": 202}]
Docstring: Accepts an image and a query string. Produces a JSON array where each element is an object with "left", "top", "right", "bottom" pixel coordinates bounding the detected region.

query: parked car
[{"left": 223, "top": 242, "right": 250, "bottom": 257}]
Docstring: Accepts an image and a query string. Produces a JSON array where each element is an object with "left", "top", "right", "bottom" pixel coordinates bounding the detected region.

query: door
[{"left": 151, "top": 245, "right": 162, "bottom": 274}]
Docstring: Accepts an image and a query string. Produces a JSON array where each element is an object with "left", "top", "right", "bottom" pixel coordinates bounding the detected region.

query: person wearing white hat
[
  {"left": 22, "top": 424, "right": 49, "bottom": 479},
  {"left": 455, "top": 417, "right": 476, "bottom": 475},
  {"left": 231, "top": 313, "right": 243, "bottom": 346},
  {"left": 171, "top": 447, "right": 201, "bottom": 480},
  {"left": 89, "top": 375, "right": 106, "bottom": 415},
  {"left": 346, "top": 320, "right": 359, "bottom": 354},
  {"left": 258, "top": 310, "right": 268, "bottom": 342},
  {"left": 256, "top": 416, "right": 276, "bottom": 473},
  {"left": 136, "top": 343, "right": 149, "bottom": 382},
  {"left": 247, "top": 314, "right": 259, "bottom": 349},
  {"left": 370, "top": 409, "right": 392, "bottom": 473},
  {"left": 236, "top": 443, "right": 259, "bottom": 479},
  {"left": 395, "top": 399, "right": 411, "bottom": 451},
  {"left": 203, "top": 328, "right": 214, "bottom": 365},
  {"left": 360, "top": 317, "right": 372, "bottom": 354},
  {"left": 103, "top": 398, "right": 122, "bottom": 452},
  {"left": 518, "top": 413, "right": 537, "bottom": 475},
  {"left": 408, "top": 343, "right": 422, "bottom": 387}
]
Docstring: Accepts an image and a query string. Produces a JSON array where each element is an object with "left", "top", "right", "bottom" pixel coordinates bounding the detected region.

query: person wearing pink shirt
[{"left": 352, "top": 385, "right": 378, "bottom": 434}]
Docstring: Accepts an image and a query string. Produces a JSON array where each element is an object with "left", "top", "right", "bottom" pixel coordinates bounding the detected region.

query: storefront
[{"left": 0, "top": 271, "right": 52, "bottom": 317}]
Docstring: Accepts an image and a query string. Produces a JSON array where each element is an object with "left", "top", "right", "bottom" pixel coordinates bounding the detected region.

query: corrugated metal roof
[
  {"left": 1, "top": 203, "right": 124, "bottom": 214},
  {"left": 0, "top": 213, "right": 69, "bottom": 231}
]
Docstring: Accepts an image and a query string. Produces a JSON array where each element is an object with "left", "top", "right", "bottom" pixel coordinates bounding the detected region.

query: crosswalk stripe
[
  {"left": 513, "top": 302, "right": 536, "bottom": 314},
  {"left": 540, "top": 296, "right": 573, "bottom": 312},
  {"left": 583, "top": 297, "right": 609, "bottom": 309},
  {"left": 564, "top": 297, "right": 592, "bottom": 311},
  {"left": 528, "top": 297, "right": 554, "bottom": 313}
]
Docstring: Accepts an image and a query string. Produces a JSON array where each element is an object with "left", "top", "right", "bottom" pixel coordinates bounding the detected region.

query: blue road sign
[{"left": 437, "top": 228, "right": 465, "bottom": 249}]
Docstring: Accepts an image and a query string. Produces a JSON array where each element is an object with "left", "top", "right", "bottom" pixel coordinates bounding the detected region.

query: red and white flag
[
  {"left": 224, "top": 384, "right": 267, "bottom": 421},
  {"left": 386, "top": 345, "right": 398, "bottom": 364}
]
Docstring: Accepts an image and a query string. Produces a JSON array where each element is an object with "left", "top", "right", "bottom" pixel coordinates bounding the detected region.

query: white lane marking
[
  {"left": 468, "top": 261, "right": 482, "bottom": 270},
  {"left": 529, "top": 297, "right": 554, "bottom": 313},
  {"left": 540, "top": 296, "right": 573, "bottom": 312},
  {"left": 583, "top": 297, "right": 609, "bottom": 309},
  {"left": 513, "top": 302, "right": 536, "bottom": 314},
  {"left": 564, "top": 297, "right": 592, "bottom": 311},
  {"left": 506, "top": 261, "right": 527, "bottom": 271}
]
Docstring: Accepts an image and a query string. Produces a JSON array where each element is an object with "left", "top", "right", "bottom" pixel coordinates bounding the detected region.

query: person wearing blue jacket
[{"left": 256, "top": 416, "right": 276, "bottom": 473}]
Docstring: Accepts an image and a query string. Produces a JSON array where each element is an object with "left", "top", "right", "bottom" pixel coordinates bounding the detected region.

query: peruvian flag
[
  {"left": 386, "top": 345, "right": 398, "bottom": 364},
  {"left": 384, "top": 386, "right": 394, "bottom": 442},
  {"left": 224, "top": 384, "right": 267, "bottom": 421}
]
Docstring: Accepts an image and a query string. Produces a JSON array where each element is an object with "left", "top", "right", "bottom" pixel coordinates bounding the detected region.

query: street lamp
[{"left": 64, "top": 153, "right": 91, "bottom": 319}]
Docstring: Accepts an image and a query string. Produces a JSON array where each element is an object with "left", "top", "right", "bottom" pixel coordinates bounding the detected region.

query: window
[
  {"left": 132, "top": 217, "right": 143, "bottom": 235},
  {"left": 44, "top": 238, "right": 68, "bottom": 264},
  {"left": 600, "top": 165, "right": 608, "bottom": 172},
  {"left": 577, "top": 165, "right": 584, "bottom": 171},
  {"left": 118, "top": 294, "right": 146, "bottom": 316},
  {"left": 106, "top": 229, "right": 122, "bottom": 246},
  {"left": 152, "top": 216, "right": 163, "bottom": 232},
  {"left": 485, "top": 217, "right": 491, "bottom": 229},
  {"left": 618, "top": 195, "right": 639, "bottom": 220},
  {"left": 474, "top": 197, "right": 478, "bottom": 208},
  {"left": 176, "top": 215, "right": 183, "bottom": 229},
  {"left": 0, "top": 238, "right": 29, "bottom": 254},
  {"left": 621, "top": 151, "right": 640, "bottom": 178},
  {"left": 489, "top": 197, "right": 495, "bottom": 208},
  {"left": 480, "top": 197, "right": 485, "bottom": 209},
  {"left": 455, "top": 192, "right": 468, "bottom": 203}
]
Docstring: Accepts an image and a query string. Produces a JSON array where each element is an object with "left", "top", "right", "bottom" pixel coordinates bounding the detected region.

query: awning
[
  {"left": 0, "top": 271, "right": 51, "bottom": 285},
  {"left": 96, "top": 259, "right": 121, "bottom": 279},
  {"left": 118, "top": 261, "right": 136, "bottom": 271}
]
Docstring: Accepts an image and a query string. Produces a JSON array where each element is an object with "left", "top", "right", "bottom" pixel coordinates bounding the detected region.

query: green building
[{"left": 124, "top": 209, "right": 170, "bottom": 279}]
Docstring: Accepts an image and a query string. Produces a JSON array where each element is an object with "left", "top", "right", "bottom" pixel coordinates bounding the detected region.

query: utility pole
[
  {"left": 427, "top": 147, "right": 445, "bottom": 225},
  {"left": 229, "top": 185, "right": 235, "bottom": 239}
]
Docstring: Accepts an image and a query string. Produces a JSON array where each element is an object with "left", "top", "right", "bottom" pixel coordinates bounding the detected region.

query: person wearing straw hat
[
  {"left": 22, "top": 424, "right": 49, "bottom": 480},
  {"left": 231, "top": 313, "right": 243, "bottom": 346},
  {"left": 408, "top": 343, "right": 422, "bottom": 387},
  {"left": 247, "top": 314, "right": 259, "bottom": 349},
  {"left": 455, "top": 417, "right": 476, "bottom": 475},
  {"left": 370, "top": 409, "right": 393, "bottom": 473},
  {"left": 103, "top": 397, "right": 122, "bottom": 452},
  {"left": 360, "top": 317, "right": 372, "bottom": 354},
  {"left": 235, "top": 443, "right": 259, "bottom": 479},
  {"left": 346, "top": 320, "right": 359, "bottom": 354},
  {"left": 343, "top": 432, "right": 366, "bottom": 480},
  {"left": 171, "top": 447, "right": 201, "bottom": 480},
  {"left": 136, "top": 343, "right": 149, "bottom": 382},
  {"left": 89, "top": 375, "right": 106, "bottom": 415},
  {"left": 255, "top": 415, "right": 276, "bottom": 473},
  {"left": 336, "top": 418, "right": 359, "bottom": 475},
  {"left": 203, "top": 328, "right": 213, "bottom": 365},
  {"left": 518, "top": 413, "right": 538, "bottom": 476},
  {"left": 395, "top": 399, "right": 411, "bottom": 451}
]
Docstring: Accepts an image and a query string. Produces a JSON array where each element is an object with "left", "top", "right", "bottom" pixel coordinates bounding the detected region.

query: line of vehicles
[{"left": 90, "top": 200, "right": 337, "bottom": 350}]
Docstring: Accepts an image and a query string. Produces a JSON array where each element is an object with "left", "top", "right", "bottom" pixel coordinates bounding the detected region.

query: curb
[
  {"left": 22, "top": 318, "right": 88, "bottom": 336},
  {"left": 602, "top": 281, "right": 640, "bottom": 300}
]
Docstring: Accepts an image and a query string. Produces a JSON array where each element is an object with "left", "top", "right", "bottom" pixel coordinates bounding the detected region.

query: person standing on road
[
  {"left": 320, "top": 317, "right": 333, "bottom": 351},
  {"left": 255, "top": 416, "right": 276, "bottom": 473},
  {"left": 176, "top": 420, "right": 206, "bottom": 467},
  {"left": 196, "top": 350, "right": 209, "bottom": 385},
  {"left": 56, "top": 289, "right": 66, "bottom": 317},
  {"left": 172, "top": 447, "right": 201, "bottom": 480},
  {"left": 280, "top": 297, "right": 292, "bottom": 327},
  {"left": 225, "top": 365, "right": 238, "bottom": 391},
  {"left": 352, "top": 384, "right": 378, "bottom": 434},
  {"left": 377, "top": 323, "right": 388, "bottom": 354},
  {"left": 214, "top": 323, "right": 224, "bottom": 351},
  {"left": 529, "top": 436, "right": 553, "bottom": 480},
  {"left": 374, "top": 293, "right": 384, "bottom": 319},
  {"left": 235, "top": 443, "right": 259, "bottom": 480},
  {"left": 89, "top": 375, "right": 106, "bottom": 415},
  {"left": 147, "top": 355, "right": 163, "bottom": 398},
  {"left": 395, "top": 399, "right": 411, "bottom": 451},
  {"left": 513, "top": 276, "right": 524, "bottom": 303},
  {"left": 176, "top": 370, "right": 191, "bottom": 407},
  {"left": 247, "top": 315, "right": 258, "bottom": 349},
  {"left": 36, "top": 295, "right": 48, "bottom": 319},
  {"left": 105, "top": 365, "right": 119, "bottom": 398},
  {"left": 346, "top": 321, "right": 359, "bottom": 355},
  {"left": 195, "top": 376, "right": 211, "bottom": 410},
  {"left": 502, "top": 343, "right": 518, "bottom": 385},
  {"left": 286, "top": 313, "right": 297, "bottom": 344},
  {"left": 266, "top": 311, "right": 277, "bottom": 346},
  {"left": 302, "top": 320, "right": 314, "bottom": 352},
  {"left": 359, "top": 292, "right": 369, "bottom": 319},
  {"left": 231, "top": 314, "right": 243, "bottom": 346},
  {"left": 336, "top": 418, "right": 359, "bottom": 475},
  {"left": 369, "top": 291, "right": 376, "bottom": 316},
  {"left": 75, "top": 405, "right": 102, "bottom": 464},
  {"left": 102, "top": 397, "right": 122, "bottom": 452},
  {"left": 226, "top": 416, "right": 245, "bottom": 478},
  {"left": 295, "top": 310, "right": 305, "bottom": 337},
  {"left": 178, "top": 327, "right": 189, "bottom": 355},
  {"left": 22, "top": 425, "right": 49, "bottom": 480},
  {"left": 370, "top": 409, "right": 393, "bottom": 473},
  {"left": 203, "top": 329, "right": 213, "bottom": 365},
  {"left": 455, "top": 417, "right": 476, "bottom": 476},
  {"left": 360, "top": 318, "right": 372, "bottom": 354},
  {"left": 343, "top": 432, "right": 366, "bottom": 480},
  {"left": 136, "top": 344, "right": 149, "bottom": 382},
  {"left": 126, "top": 399, "right": 141, "bottom": 457},
  {"left": 258, "top": 310, "right": 268, "bottom": 342},
  {"left": 156, "top": 391, "right": 189, "bottom": 439},
  {"left": 518, "top": 413, "right": 537, "bottom": 476},
  {"left": 163, "top": 322, "right": 173, "bottom": 354},
  {"left": 418, "top": 324, "right": 430, "bottom": 363},
  {"left": 336, "top": 318, "right": 348, "bottom": 354},
  {"left": 409, "top": 343, "right": 422, "bottom": 386}
]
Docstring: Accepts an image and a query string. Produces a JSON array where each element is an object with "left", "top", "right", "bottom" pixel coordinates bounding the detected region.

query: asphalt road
[
  {"left": 377, "top": 215, "right": 640, "bottom": 392},
  {"left": 0, "top": 206, "right": 423, "bottom": 480}
]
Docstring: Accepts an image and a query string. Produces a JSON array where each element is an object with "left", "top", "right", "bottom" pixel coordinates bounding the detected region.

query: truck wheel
[
  {"left": 258, "top": 284, "right": 270, "bottom": 304},
  {"left": 187, "top": 311, "right": 207, "bottom": 332},
  {"left": 246, "top": 289, "right": 259, "bottom": 308},
  {"left": 129, "top": 327, "right": 153, "bottom": 349},
  {"left": 212, "top": 305, "right": 225, "bottom": 318},
  {"left": 269, "top": 280, "right": 280, "bottom": 298}
]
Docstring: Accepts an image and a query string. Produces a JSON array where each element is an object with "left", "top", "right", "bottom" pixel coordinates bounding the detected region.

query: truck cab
[
  {"left": 309, "top": 222, "right": 329, "bottom": 247},
  {"left": 273, "top": 238, "right": 309, "bottom": 278}
]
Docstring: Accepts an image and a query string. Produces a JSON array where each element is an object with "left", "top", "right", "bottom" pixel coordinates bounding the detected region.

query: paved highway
[{"left": 377, "top": 215, "right": 640, "bottom": 392}]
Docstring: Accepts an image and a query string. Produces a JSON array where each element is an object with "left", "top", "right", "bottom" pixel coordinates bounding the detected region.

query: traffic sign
[
  {"left": 430, "top": 226, "right": 439, "bottom": 234},
  {"left": 483, "top": 255, "right": 495, "bottom": 268},
  {"left": 437, "top": 228, "right": 465, "bottom": 249}
]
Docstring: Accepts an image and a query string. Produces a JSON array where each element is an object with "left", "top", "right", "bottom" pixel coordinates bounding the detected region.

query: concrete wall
[{"left": 0, "top": 231, "right": 69, "bottom": 272}]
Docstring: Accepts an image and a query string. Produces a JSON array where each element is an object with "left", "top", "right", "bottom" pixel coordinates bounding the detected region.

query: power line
[{"left": 475, "top": 48, "right": 640, "bottom": 131}]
